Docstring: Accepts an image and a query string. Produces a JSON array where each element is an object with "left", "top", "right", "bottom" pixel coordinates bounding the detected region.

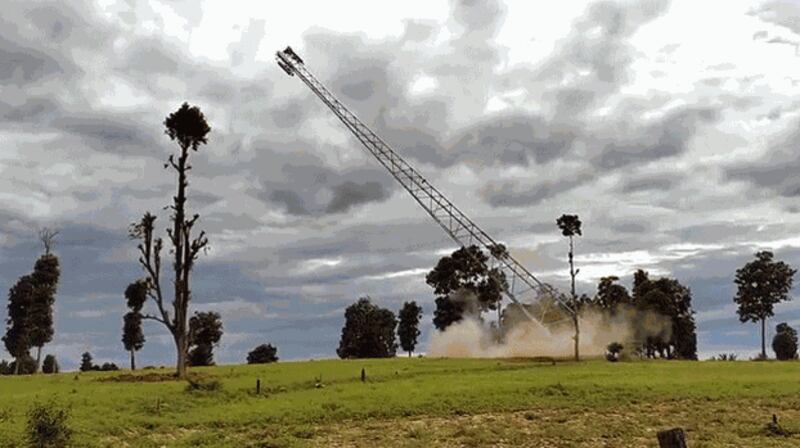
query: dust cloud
[{"left": 426, "top": 297, "right": 672, "bottom": 359}]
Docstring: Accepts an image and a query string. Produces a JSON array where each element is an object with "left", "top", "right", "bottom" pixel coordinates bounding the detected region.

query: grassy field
[{"left": 1, "top": 358, "right": 800, "bottom": 447}]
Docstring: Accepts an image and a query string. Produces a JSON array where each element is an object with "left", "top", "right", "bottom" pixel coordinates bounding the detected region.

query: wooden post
[
  {"left": 361, "top": 368, "right": 366, "bottom": 383},
  {"left": 657, "top": 428, "right": 687, "bottom": 448},
  {"left": 256, "top": 379, "right": 261, "bottom": 394}
]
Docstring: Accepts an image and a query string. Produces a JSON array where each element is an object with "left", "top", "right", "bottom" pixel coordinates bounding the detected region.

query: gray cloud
[
  {"left": 480, "top": 178, "right": 584, "bottom": 208},
  {"left": 725, "top": 119, "right": 800, "bottom": 197},
  {"left": 594, "top": 107, "right": 719, "bottom": 169},
  {"left": 751, "top": 1, "right": 800, "bottom": 35}
]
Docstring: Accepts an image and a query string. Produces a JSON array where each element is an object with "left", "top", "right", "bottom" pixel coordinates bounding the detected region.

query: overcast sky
[{"left": 1, "top": 0, "right": 800, "bottom": 369}]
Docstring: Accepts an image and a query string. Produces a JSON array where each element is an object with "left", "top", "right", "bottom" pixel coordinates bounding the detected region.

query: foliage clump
[
  {"left": 247, "top": 344, "right": 279, "bottom": 364},
  {"left": 398, "top": 301, "right": 422, "bottom": 357},
  {"left": 772, "top": 323, "right": 798, "bottom": 361},
  {"left": 42, "top": 355, "right": 59, "bottom": 374},
  {"left": 337, "top": 297, "right": 397, "bottom": 358},
  {"left": 26, "top": 401, "right": 72, "bottom": 448},
  {"left": 606, "top": 342, "right": 624, "bottom": 362}
]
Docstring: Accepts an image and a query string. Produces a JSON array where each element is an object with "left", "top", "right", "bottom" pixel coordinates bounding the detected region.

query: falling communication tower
[{"left": 276, "top": 46, "right": 575, "bottom": 327}]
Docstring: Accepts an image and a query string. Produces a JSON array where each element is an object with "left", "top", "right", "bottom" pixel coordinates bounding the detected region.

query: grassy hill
[{"left": 1, "top": 358, "right": 800, "bottom": 447}]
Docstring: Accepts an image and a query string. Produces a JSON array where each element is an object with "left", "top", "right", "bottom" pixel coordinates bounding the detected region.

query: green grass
[{"left": 2, "top": 358, "right": 800, "bottom": 447}]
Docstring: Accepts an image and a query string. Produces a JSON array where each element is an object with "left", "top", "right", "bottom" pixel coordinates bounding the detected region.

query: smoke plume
[{"left": 427, "top": 302, "right": 672, "bottom": 358}]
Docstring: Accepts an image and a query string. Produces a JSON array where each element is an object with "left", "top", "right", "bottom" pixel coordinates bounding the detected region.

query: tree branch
[{"left": 141, "top": 313, "right": 167, "bottom": 325}]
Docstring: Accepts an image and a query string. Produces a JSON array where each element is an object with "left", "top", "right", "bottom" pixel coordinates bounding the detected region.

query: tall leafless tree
[
  {"left": 557, "top": 214, "right": 582, "bottom": 361},
  {"left": 129, "top": 103, "right": 210, "bottom": 378}
]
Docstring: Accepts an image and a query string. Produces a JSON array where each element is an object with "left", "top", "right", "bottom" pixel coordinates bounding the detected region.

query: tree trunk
[
  {"left": 35, "top": 345, "right": 42, "bottom": 373},
  {"left": 569, "top": 236, "right": 579, "bottom": 362},
  {"left": 176, "top": 333, "right": 188, "bottom": 379},
  {"left": 173, "top": 146, "right": 189, "bottom": 379},
  {"left": 657, "top": 428, "right": 687, "bottom": 448},
  {"left": 14, "top": 357, "right": 20, "bottom": 375},
  {"left": 130, "top": 350, "right": 136, "bottom": 371},
  {"left": 573, "top": 314, "right": 580, "bottom": 362},
  {"left": 761, "top": 318, "right": 767, "bottom": 359},
  {"left": 408, "top": 351, "right": 412, "bottom": 358}
]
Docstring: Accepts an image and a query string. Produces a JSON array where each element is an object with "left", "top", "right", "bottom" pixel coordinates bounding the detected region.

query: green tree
[
  {"left": 41, "top": 354, "right": 59, "bottom": 374},
  {"left": 26, "top": 400, "right": 72, "bottom": 448},
  {"left": 247, "top": 344, "right": 278, "bottom": 364},
  {"left": 426, "top": 245, "right": 506, "bottom": 330},
  {"left": 594, "top": 276, "right": 632, "bottom": 310},
  {"left": 122, "top": 313, "right": 145, "bottom": 370},
  {"left": 79, "top": 352, "right": 94, "bottom": 372},
  {"left": 633, "top": 273, "right": 697, "bottom": 360},
  {"left": 398, "top": 301, "right": 423, "bottom": 357},
  {"left": 9, "top": 354, "right": 37, "bottom": 375},
  {"left": 556, "top": 214, "right": 582, "bottom": 361},
  {"left": 337, "top": 297, "right": 397, "bottom": 358},
  {"left": 734, "top": 251, "right": 796, "bottom": 359},
  {"left": 187, "top": 311, "right": 223, "bottom": 367},
  {"left": 129, "top": 103, "right": 211, "bottom": 379},
  {"left": 122, "top": 280, "right": 148, "bottom": 370},
  {"left": 3, "top": 275, "right": 36, "bottom": 374},
  {"left": 772, "top": 322, "right": 798, "bottom": 361},
  {"left": 28, "top": 228, "right": 60, "bottom": 372}
]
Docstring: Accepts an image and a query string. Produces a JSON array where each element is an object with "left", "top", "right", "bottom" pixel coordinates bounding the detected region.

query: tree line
[
  {"left": 2, "top": 102, "right": 797, "bottom": 374},
  {"left": 335, "top": 214, "right": 796, "bottom": 361}
]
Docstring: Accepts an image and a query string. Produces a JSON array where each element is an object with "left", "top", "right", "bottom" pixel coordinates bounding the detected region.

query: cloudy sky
[{"left": 2, "top": 0, "right": 800, "bottom": 369}]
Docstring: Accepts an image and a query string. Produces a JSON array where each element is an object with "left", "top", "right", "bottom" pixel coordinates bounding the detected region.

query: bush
[
  {"left": 26, "top": 401, "right": 72, "bottom": 448},
  {"left": 0, "top": 359, "right": 11, "bottom": 375},
  {"left": 247, "top": 344, "right": 279, "bottom": 364},
  {"left": 185, "top": 378, "right": 222, "bottom": 392},
  {"left": 773, "top": 323, "right": 798, "bottom": 361},
  {"left": 712, "top": 353, "right": 738, "bottom": 361},
  {"left": 42, "top": 355, "right": 59, "bottom": 374},
  {"left": 606, "top": 342, "right": 624, "bottom": 362},
  {"left": 98, "top": 363, "right": 119, "bottom": 372},
  {"left": 79, "top": 352, "right": 94, "bottom": 372},
  {"left": 10, "top": 355, "right": 37, "bottom": 375}
]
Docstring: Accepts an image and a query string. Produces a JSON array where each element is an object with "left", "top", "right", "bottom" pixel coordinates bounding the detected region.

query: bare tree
[
  {"left": 129, "top": 103, "right": 210, "bottom": 378},
  {"left": 38, "top": 228, "right": 59, "bottom": 256},
  {"left": 557, "top": 214, "right": 582, "bottom": 362}
]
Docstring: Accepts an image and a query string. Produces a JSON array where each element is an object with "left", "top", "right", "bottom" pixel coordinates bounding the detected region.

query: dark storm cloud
[
  {"left": 480, "top": 178, "right": 584, "bottom": 208},
  {"left": 610, "top": 221, "right": 648, "bottom": 234},
  {"left": 249, "top": 141, "right": 397, "bottom": 217},
  {"left": 448, "top": 114, "right": 578, "bottom": 167},
  {"left": 326, "top": 181, "right": 390, "bottom": 214},
  {"left": 725, "top": 119, "right": 800, "bottom": 197},
  {"left": 55, "top": 114, "right": 162, "bottom": 152},
  {"left": 0, "top": 0, "right": 105, "bottom": 85},
  {"left": 0, "top": 35, "right": 67, "bottom": 84},
  {"left": 594, "top": 107, "right": 719, "bottom": 170},
  {"left": 619, "top": 173, "right": 680, "bottom": 194}
]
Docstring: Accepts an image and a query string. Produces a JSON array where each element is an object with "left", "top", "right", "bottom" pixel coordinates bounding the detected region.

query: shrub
[
  {"left": 79, "top": 352, "right": 94, "bottom": 372},
  {"left": 26, "top": 401, "right": 72, "bottom": 448},
  {"left": 185, "top": 378, "right": 222, "bottom": 392},
  {"left": 773, "top": 323, "right": 799, "bottom": 361},
  {"left": 98, "top": 363, "right": 119, "bottom": 372},
  {"left": 0, "top": 359, "right": 11, "bottom": 375},
  {"left": 42, "top": 355, "right": 59, "bottom": 374},
  {"left": 10, "top": 355, "right": 37, "bottom": 375},
  {"left": 606, "top": 342, "right": 624, "bottom": 362},
  {"left": 247, "top": 344, "right": 279, "bottom": 364}
]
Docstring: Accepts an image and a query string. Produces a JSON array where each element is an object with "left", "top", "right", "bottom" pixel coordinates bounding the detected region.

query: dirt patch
[
  {"left": 310, "top": 399, "right": 800, "bottom": 447},
  {"left": 98, "top": 372, "right": 212, "bottom": 383}
]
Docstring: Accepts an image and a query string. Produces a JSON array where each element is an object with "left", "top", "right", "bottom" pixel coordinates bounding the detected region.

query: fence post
[{"left": 657, "top": 428, "right": 687, "bottom": 448}]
